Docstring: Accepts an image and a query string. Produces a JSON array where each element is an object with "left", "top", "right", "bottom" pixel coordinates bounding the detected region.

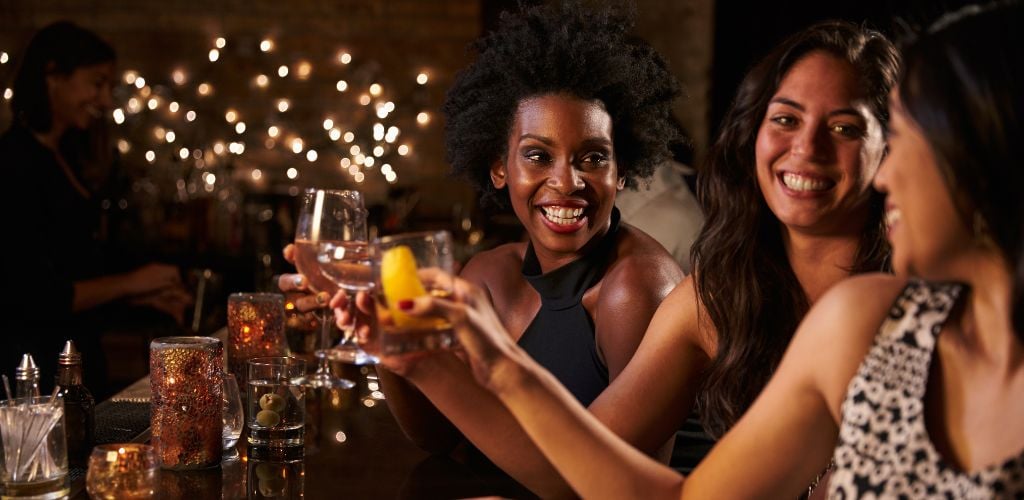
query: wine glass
[
  {"left": 317, "top": 237, "right": 379, "bottom": 365},
  {"left": 222, "top": 373, "right": 244, "bottom": 461},
  {"left": 294, "top": 188, "right": 361, "bottom": 389}
]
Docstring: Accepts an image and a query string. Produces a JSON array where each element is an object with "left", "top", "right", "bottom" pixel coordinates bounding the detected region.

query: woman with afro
[{"left": 365, "top": 2, "right": 685, "bottom": 496}]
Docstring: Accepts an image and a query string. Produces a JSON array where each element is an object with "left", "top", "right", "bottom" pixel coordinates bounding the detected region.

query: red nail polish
[{"left": 398, "top": 299, "right": 414, "bottom": 311}]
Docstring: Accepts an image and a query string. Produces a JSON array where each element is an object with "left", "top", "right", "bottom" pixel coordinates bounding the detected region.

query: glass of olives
[{"left": 246, "top": 357, "right": 306, "bottom": 448}]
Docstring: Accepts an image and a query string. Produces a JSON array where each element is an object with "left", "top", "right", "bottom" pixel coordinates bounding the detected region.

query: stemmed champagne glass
[
  {"left": 293, "top": 189, "right": 362, "bottom": 389},
  {"left": 222, "top": 373, "right": 244, "bottom": 461}
]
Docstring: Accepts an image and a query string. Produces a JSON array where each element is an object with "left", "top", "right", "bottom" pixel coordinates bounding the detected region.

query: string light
[
  {"left": 338, "top": 52, "right": 352, "bottom": 64},
  {"left": 343, "top": 132, "right": 355, "bottom": 143},
  {"left": 193, "top": 149, "right": 203, "bottom": 159},
  {"left": 296, "top": 61, "right": 312, "bottom": 80},
  {"left": 373, "top": 146, "right": 384, "bottom": 157},
  {"left": 260, "top": 39, "right": 274, "bottom": 52},
  {"left": 153, "top": 126, "right": 166, "bottom": 141},
  {"left": 306, "top": 150, "right": 318, "bottom": 162},
  {"left": 322, "top": 118, "right": 334, "bottom": 130},
  {"left": 235, "top": 122, "right": 246, "bottom": 134},
  {"left": 165, "top": 130, "right": 176, "bottom": 143},
  {"left": 255, "top": 74, "right": 269, "bottom": 88},
  {"left": 329, "top": 128, "right": 341, "bottom": 141},
  {"left": 186, "top": 110, "right": 197, "bottom": 122},
  {"left": 369, "top": 83, "right": 382, "bottom": 96},
  {"left": 376, "top": 105, "right": 389, "bottom": 119},
  {"left": 354, "top": 153, "right": 366, "bottom": 164},
  {"left": 117, "top": 139, "right": 131, "bottom": 153},
  {"left": 2, "top": 88, "right": 11, "bottom": 100},
  {"left": 348, "top": 165, "right": 359, "bottom": 175},
  {"left": 139, "top": 86, "right": 152, "bottom": 98},
  {"left": 112, "top": 109, "right": 125, "bottom": 124},
  {"left": 0, "top": 52, "right": 8, "bottom": 64},
  {"left": 268, "top": 126, "right": 280, "bottom": 138},
  {"left": 179, "top": 147, "right": 190, "bottom": 159},
  {"left": 340, "top": 158, "right": 351, "bottom": 168},
  {"left": 123, "top": 71, "right": 138, "bottom": 85},
  {"left": 147, "top": 98, "right": 158, "bottom": 110},
  {"left": 381, "top": 164, "right": 394, "bottom": 175},
  {"left": 197, "top": 82, "right": 212, "bottom": 96},
  {"left": 335, "top": 80, "right": 348, "bottom": 92},
  {"left": 127, "top": 98, "right": 141, "bottom": 114},
  {"left": 290, "top": 138, "right": 304, "bottom": 154},
  {"left": 134, "top": 77, "right": 146, "bottom": 89},
  {"left": 417, "top": 112, "right": 430, "bottom": 125},
  {"left": 213, "top": 142, "right": 226, "bottom": 155},
  {"left": 251, "top": 169, "right": 263, "bottom": 181},
  {"left": 286, "top": 167, "right": 298, "bottom": 179},
  {"left": 373, "top": 123, "right": 385, "bottom": 141},
  {"left": 416, "top": 72, "right": 428, "bottom": 85},
  {"left": 145, "top": 150, "right": 156, "bottom": 163},
  {"left": 358, "top": 94, "right": 371, "bottom": 106},
  {"left": 276, "top": 99, "right": 290, "bottom": 112},
  {"left": 397, "top": 144, "right": 410, "bottom": 156},
  {"left": 169, "top": 101, "right": 179, "bottom": 113},
  {"left": 364, "top": 157, "right": 375, "bottom": 167},
  {"left": 349, "top": 145, "right": 361, "bottom": 156},
  {"left": 225, "top": 110, "right": 238, "bottom": 123},
  {"left": 215, "top": 37, "right": 226, "bottom": 49},
  {"left": 385, "top": 171, "right": 397, "bottom": 183},
  {"left": 172, "top": 69, "right": 186, "bottom": 85},
  {"left": 354, "top": 172, "right": 365, "bottom": 183},
  {"left": 385, "top": 126, "right": 400, "bottom": 143},
  {"left": 277, "top": 65, "right": 289, "bottom": 78}
]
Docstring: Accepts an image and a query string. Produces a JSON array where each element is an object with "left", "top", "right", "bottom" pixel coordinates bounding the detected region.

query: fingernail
[
  {"left": 398, "top": 299, "right": 414, "bottom": 311},
  {"left": 293, "top": 275, "right": 304, "bottom": 287},
  {"left": 316, "top": 292, "right": 329, "bottom": 305}
]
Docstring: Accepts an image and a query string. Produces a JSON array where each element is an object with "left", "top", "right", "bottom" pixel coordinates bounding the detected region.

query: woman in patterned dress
[{"left": 397, "top": 3, "right": 1024, "bottom": 497}]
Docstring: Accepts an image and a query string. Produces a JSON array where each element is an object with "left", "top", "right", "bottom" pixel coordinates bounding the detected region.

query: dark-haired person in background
[
  {"left": 1, "top": 21, "right": 189, "bottom": 398},
  {"left": 399, "top": 2, "right": 1024, "bottom": 497}
]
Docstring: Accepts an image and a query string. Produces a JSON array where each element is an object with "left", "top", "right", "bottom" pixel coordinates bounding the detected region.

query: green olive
[
  {"left": 256, "top": 409, "right": 281, "bottom": 427},
  {"left": 258, "top": 476, "right": 287, "bottom": 497},
  {"left": 259, "top": 393, "right": 286, "bottom": 412},
  {"left": 254, "top": 462, "right": 275, "bottom": 481}
]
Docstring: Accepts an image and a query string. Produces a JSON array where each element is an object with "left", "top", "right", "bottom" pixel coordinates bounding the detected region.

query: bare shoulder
[
  {"left": 793, "top": 273, "right": 908, "bottom": 416},
  {"left": 459, "top": 242, "right": 526, "bottom": 290},
  {"left": 599, "top": 223, "right": 684, "bottom": 304}
]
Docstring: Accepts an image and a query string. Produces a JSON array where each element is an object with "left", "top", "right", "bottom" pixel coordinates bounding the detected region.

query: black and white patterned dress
[{"left": 829, "top": 280, "right": 1024, "bottom": 499}]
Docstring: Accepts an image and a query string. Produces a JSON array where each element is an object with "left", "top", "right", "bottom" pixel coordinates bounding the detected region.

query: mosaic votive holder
[
  {"left": 227, "top": 293, "right": 287, "bottom": 388},
  {"left": 150, "top": 337, "right": 223, "bottom": 470}
]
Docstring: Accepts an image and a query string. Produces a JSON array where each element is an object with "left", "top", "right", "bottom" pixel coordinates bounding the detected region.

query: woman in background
[{"left": 2, "top": 22, "right": 188, "bottom": 396}]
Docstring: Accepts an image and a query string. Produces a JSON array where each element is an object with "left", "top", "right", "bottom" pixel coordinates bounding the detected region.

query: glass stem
[{"left": 317, "top": 309, "right": 332, "bottom": 374}]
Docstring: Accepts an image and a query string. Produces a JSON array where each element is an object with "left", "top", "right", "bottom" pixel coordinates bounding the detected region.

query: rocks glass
[
  {"left": 246, "top": 357, "right": 306, "bottom": 450},
  {"left": 149, "top": 336, "right": 223, "bottom": 469}
]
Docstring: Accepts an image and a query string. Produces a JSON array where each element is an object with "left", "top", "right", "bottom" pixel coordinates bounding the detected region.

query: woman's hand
[
  {"left": 395, "top": 268, "right": 522, "bottom": 391},
  {"left": 278, "top": 244, "right": 331, "bottom": 312}
]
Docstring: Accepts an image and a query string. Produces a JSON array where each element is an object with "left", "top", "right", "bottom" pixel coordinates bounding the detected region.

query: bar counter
[{"left": 68, "top": 357, "right": 533, "bottom": 499}]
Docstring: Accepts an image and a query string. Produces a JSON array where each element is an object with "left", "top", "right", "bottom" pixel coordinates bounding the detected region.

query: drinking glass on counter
[
  {"left": 85, "top": 444, "right": 158, "bottom": 499},
  {"left": 247, "top": 357, "right": 306, "bottom": 449},
  {"left": 372, "top": 230, "right": 458, "bottom": 355},
  {"left": 221, "top": 373, "right": 244, "bottom": 460},
  {"left": 0, "top": 395, "right": 68, "bottom": 499}
]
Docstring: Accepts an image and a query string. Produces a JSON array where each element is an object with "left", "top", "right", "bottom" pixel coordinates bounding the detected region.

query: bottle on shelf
[{"left": 56, "top": 340, "right": 96, "bottom": 466}]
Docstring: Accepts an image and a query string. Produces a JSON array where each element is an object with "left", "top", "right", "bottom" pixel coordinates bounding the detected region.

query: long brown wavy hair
[{"left": 692, "top": 21, "right": 898, "bottom": 438}]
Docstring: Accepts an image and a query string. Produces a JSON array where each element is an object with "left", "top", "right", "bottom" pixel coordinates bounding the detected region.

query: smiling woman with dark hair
[
  {"left": 1, "top": 22, "right": 189, "bottom": 397},
  {"left": 335, "top": 2, "right": 686, "bottom": 496}
]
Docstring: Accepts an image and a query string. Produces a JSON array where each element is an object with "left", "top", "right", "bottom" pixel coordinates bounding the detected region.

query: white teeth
[
  {"left": 885, "top": 208, "right": 902, "bottom": 227},
  {"left": 541, "top": 206, "right": 584, "bottom": 225},
  {"left": 782, "top": 173, "right": 831, "bottom": 192}
]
